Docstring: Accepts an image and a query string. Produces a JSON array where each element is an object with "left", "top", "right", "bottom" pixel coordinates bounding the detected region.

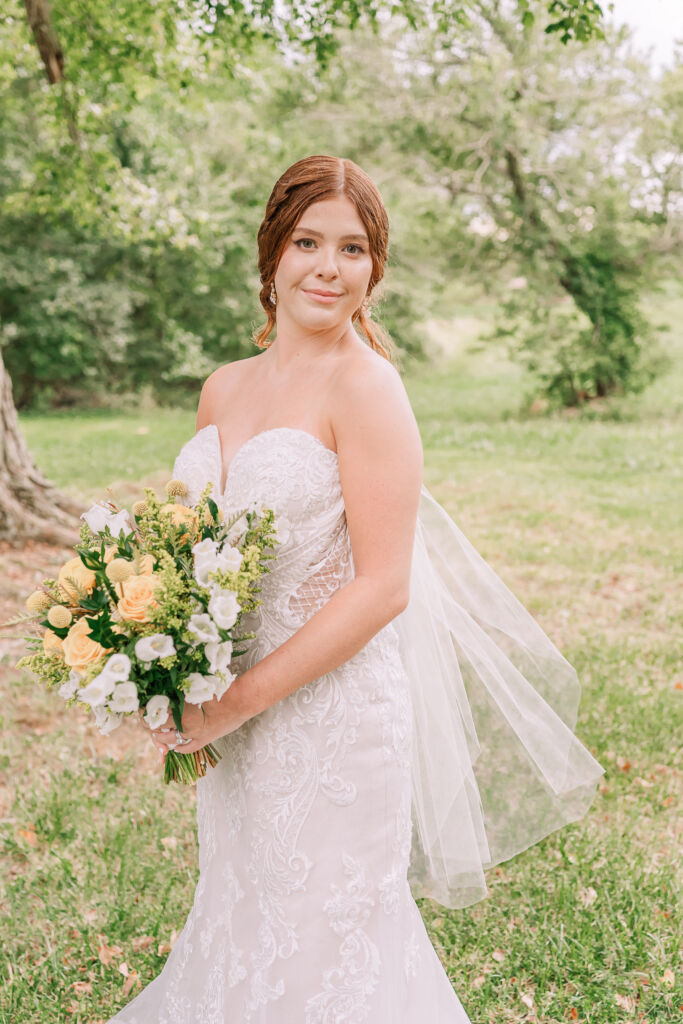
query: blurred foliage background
[{"left": 1, "top": 0, "right": 680, "bottom": 413}]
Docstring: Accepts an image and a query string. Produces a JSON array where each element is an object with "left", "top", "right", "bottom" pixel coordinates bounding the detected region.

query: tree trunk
[
  {"left": 0, "top": 350, "right": 82, "bottom": 547},
  {"left": 23, "top": 0, "right": 79, "bottom": 144}
]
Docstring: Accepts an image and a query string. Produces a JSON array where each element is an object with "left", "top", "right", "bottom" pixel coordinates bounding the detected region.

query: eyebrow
[{"left": 292, "top": 226, "right": 369, "bottom": 243}]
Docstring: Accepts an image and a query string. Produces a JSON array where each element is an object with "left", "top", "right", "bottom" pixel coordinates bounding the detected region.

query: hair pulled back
[{"left": 252, "top": 154, "right": 395, "bottom": 362}]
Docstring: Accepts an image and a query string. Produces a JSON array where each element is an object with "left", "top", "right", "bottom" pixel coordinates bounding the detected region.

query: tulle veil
[{"left": 395, "top": 483, "right": 605, "bottom": 910}]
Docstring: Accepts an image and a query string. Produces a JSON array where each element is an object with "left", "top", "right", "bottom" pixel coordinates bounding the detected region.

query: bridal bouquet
[{"left": 11, "top": 477, "right": 279, "bottom": 783}]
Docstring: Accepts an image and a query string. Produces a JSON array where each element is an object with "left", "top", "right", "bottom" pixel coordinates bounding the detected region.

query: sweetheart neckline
[{"left": 197, "top": 423, "right": 339, "bottom": 496}]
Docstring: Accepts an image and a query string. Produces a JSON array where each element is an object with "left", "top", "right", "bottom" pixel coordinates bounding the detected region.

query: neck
[{"left": 264, "top": 314, "right": 358, "bottom": 371}]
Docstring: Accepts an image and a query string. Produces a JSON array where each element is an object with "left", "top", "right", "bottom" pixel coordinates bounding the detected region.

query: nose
[{"left": 315, "top": 244, "right": 341, "bottom": 279}]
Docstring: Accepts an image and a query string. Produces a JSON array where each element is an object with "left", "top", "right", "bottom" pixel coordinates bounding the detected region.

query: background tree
[
  {"left": 0, "top": 0, "right": 610, "bottom": 542},
  {"left": 365, "top": 2, "right": 680, "bottom": 406}
]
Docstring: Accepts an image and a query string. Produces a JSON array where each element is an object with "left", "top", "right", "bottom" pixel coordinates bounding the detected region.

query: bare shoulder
[
  {"left": 330, "top": 345, "right": 421, "bottom": 459},
  {"left": 195, "top": 356, "right": 256, "bottom": 431}
]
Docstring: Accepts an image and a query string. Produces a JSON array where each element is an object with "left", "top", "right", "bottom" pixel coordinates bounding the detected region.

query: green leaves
[
  {"left": 78, "top": 587, "right": 111, "bottom": 614},
  {"left": 544, "top": 0, "right": 607, "bottom": 45},
  {"left": 81, "top": 611, "right": 117, "bottom": 648},
  {"left": 75, "top": 546, "right": 104, "bottom": 572}
]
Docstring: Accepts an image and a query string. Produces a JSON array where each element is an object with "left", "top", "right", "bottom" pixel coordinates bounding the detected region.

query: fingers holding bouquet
[{"left": 141, "top": 684, "right": 251, "bottom": 758}]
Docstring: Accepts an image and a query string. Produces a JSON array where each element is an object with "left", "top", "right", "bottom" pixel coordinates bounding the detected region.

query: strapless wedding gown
[{"left": 109, "top": 424, "right": 471, "bottom": 1023}]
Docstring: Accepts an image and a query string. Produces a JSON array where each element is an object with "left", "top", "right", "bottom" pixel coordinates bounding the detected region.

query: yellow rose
[
  {"left": 160, "top": 503, "right": 199, "bottom": 543},
  {"left": 57, "top": 557, "right": 96, "bottom": 603},
  {"left": 117, "top": 573, "right": 162, "bottom": 623},
  {"left": 42, "top": 629, "right": 64, "bottom": 655},
  {"left": 62, "top": 615, "right": 112, "bottom": 670},
  {"left": 103, "top": 545, "right": 119, "bottom": 564}
]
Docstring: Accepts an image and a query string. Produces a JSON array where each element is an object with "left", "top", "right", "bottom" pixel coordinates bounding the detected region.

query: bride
[{"left": 110, "top": 154, "right": 604, "bottom": 1023}]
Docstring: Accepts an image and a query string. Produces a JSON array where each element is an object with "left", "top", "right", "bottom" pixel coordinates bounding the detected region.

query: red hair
[{"left": 252, "top": 155, "right": 395, "bottom": 363}]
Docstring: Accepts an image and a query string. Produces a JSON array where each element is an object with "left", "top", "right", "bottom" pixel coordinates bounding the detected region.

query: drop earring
[{"left": 270, "top": 283, "right": 277, "bottom": 306}]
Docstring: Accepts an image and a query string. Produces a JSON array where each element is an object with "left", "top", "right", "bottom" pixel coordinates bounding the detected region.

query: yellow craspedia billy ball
[
  {"left": 106, "top": 558, "right": 134, "bottom": 584},
  {"left": 47, "top": 605, "right": 73, "bottom": 629},
  {"left": 26, "top": 590, "right": 52, "bottom": 614},
  {"left": 166, "top": 479, "right": 188, "bottom": 498},
  {"left": 132, "top": 500, "right": 148, "bottom": 517}
]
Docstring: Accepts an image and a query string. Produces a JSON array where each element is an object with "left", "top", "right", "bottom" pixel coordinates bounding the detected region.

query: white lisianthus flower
[
  {"left": 192, "top": 538, "right": 221, "bottom": 586},
  {"left": 204, "top": 639, "right": 233, "bottom": 676},
  {"left": 187, "top": 613, "right": 220, "bottom": 646},
  {"left": 58, "top": 675, "right": 81, "bottom": 700},
  {"left": 108, "top": 680, "right": 139, "bottom": 713},
  {"left": 143, "top": 694, "right": 171, "bottom": 729},
  {"left": 208, "top": 590, "right": 240, "bottom": 630},
  {"left": 215, "top": 543, "right": 243, "bottom": 573},
  {"left": 193, "top": 555, "right": 220, "bottom": 587},
  {"left": 184, "top": 672, "right": 217, "bottom": 704},
  {"left": 81, "top": 502, "right": 135, "bottom": 539},
  {"left": 135, "top": 634, "right": 176, "bottom": 663},
  {"left": 102, "top": 652, "right": 132, "bottom": 681},
  {"left": 213, "top": 670, "right": 237, "bottom": 699},
  {"left": 93, "top": 705, "right": 123, "bottom": 734},
  {"left": 192, "top": 537, "right": 219, "bottom": 561},
  {"left": 78, "top": 671, "right": 117, "bottom": 708}
]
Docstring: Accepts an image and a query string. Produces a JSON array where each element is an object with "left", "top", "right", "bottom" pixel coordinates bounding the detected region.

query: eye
[{"left": 293, "top": 238, "right": 366, "bottom": 255}]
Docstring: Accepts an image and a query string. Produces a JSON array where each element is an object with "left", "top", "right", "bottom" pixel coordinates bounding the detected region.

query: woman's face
[{"left": 272, "top": 195, "right": 374, "bottom": 331}]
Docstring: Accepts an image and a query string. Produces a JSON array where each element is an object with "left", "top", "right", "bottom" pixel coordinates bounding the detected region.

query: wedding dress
[{"left": 109, "top": 423, "right": 603, "bottom": 1023}]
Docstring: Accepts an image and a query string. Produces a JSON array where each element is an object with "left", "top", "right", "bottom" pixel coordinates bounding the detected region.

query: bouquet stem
[{"left": 163, "top": 743, "right": 221, "bottom": 784}]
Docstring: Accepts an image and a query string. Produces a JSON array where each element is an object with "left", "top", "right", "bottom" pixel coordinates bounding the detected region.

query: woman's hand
[{"left": 140, "top": 678, "right": 252, "bottom": 759}]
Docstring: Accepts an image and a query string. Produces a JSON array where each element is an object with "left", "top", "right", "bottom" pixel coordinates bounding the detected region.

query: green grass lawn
[{"left": 2, "top": 282, "right": 681, "bottom": 1023}]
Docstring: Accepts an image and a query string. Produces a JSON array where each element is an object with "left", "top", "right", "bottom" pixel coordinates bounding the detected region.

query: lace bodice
[{"left": 172, "top": 424, "right": 388, "bottom": 665}]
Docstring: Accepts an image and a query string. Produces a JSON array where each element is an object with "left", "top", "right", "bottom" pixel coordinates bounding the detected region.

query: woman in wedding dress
[{"left": 109, "top": 154, "right": 604, "bottom": 1023}]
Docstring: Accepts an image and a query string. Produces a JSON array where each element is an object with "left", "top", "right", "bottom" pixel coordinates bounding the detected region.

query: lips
[{"left": 304, "top": 289, "right": 342, "bottom": 297}]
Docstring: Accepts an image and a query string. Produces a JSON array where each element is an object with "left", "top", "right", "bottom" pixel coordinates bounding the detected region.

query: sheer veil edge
[{"left": 395, "top": 484, "right": 605, "bottom": 909}]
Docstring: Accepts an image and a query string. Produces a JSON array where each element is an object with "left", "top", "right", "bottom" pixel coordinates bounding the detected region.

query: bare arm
[{"left": 230, "top": 357, "right": 423, "bottom": 721}]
